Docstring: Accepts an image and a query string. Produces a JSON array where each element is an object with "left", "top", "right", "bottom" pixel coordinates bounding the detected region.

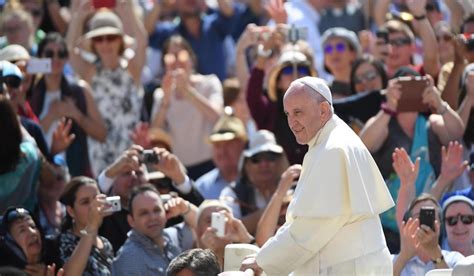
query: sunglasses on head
[
  {"left": 280, "top": 66, "right": 311, "bottom": 76},
  {"left": 92, "top": 35, "right": 120, "bottom": 43},
  {"left": 43, "top": 49, "right": 68, "bottom": 59},
  {"left": 354, "top": 70, "right": 378, "bottom": 84},
  {"left": 250, "top": 152, "right": 280, "bottom": 164},
  {"left": 3, "top": 207, "right": 31, "bottom": 227},
  {"left": 388, "top": 37, "right": 412, "bottom": 47},
  {"left": 445, "top": 214, "right": 474, "bottom": 226},
  {"left": 324, "top": 42, "right": 347, "bottom": 54}
]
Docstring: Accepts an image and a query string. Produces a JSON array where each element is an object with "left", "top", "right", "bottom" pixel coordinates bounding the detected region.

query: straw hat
[
  {"left": 148, "top": 127, "right": 173, "bottom": 151},
  {"left": 267, "top": 50, "right": 317, "bottom": 102},
  {"left": 208, "top": 111, "right": 247, "bottom": 143},
  {"left": 82, "top": 9, "right": 135, "bottom": 53}
]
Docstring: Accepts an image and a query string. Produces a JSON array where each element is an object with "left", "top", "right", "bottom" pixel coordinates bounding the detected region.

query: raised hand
[
  {"left": 392, "top": 147, "right": 420, "bottom": 187},
  {"left": 51, "top": 118, "right": 75, "bottom": 155},
  {"left": 439, "top": 141, "right": 469, "bottom": 183},
  {"left": 399, "top": 218, "right": 419, "bottom": 259},
  {"left": 130, "top": 122, "right": 151, "bottom": 148},
  {"left": 164, "top": 197, "right": 189, "bottom": 219},
  {"left": 264, "top": 0, "right": 287, "bottom": 24}
]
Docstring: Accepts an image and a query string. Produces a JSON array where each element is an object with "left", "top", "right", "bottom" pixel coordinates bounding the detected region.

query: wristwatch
[
  {"left": 257, "top": 44, "right": 272, "bottom": 58},
  {"left": 432, "top": 254, "right": 444, "bottom": 264}
]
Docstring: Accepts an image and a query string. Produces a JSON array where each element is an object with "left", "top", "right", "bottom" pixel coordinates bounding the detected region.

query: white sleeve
[
  {"left": 172, "top": 175, "right": 192, "bottom": 194},
  {"left": 256, "top": 215, "right": 349, "bottom": 275},
  {"left": 97, "top": 170, "right": 115, "bottom": 194}
]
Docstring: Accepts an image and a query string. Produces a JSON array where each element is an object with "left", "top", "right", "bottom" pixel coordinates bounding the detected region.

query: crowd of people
[{"left": 1, "top": 0, "right": 474, "bottom": 275}]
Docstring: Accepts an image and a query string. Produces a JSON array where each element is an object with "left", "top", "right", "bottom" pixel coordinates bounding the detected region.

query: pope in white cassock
[{"left": 241, "top": 77, "right": 395, "bottom": 275}]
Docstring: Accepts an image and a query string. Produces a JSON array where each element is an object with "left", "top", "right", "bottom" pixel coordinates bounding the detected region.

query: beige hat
[
  {"left": 148, "top": 127, "right": 173, "bottom": 151},
  {"left": 267, "top": 50, "right": 317, "bottom": 102},
  {"left": 0, "top": 44, "right": 31, "bottom": 62},
  {"left": 82, "top": 9, "right": 135, "bottom": 52},
  {"left": 208, "top": 112, "right": 247, "bottom": 143}
]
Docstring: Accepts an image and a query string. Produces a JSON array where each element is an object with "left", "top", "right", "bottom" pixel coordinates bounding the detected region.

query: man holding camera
[
  {"left": 98, "top": 145, "right": 203, "bottom": 252},
  {"left": 241, "top": 77, "right": 394, "bottom": 275}
]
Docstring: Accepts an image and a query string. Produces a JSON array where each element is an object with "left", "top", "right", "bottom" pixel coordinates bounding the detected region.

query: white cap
[
  {"left": 293, "top": 76, "right": 332, "bottom": 105},
  {"left": 243, "top": 130, "right": 283, "bottom": 158}
]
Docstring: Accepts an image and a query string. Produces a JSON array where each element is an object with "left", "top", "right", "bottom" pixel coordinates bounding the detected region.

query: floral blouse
[{"left": 59, "top": 230, "right": 114, "bottom": 276}]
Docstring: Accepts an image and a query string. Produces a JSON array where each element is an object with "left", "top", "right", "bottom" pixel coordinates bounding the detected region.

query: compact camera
[
  {"left": 103, "top": 196, "right": 121, "bottom": 213},
  {"left": 140, "top": 149, "right": 159, "bottom": 164}
]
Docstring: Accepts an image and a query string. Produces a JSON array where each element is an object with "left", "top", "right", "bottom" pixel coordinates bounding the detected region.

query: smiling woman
[{"left": 0, "top": 207, "right": 60, "bottom": 273}]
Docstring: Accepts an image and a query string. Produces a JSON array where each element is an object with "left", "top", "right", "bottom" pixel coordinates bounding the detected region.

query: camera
[
  {"left": 284, "top": 25, "right": 308, "bottom": 44},
  {"left": 103, "top": 196, "right": 121, "bottom": 213},
  {"left": 140, "top": 149, "right": 159, "bottom": 164}
]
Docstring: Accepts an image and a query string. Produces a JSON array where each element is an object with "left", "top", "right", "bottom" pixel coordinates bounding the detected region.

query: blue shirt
[
  {"left": 112, "top": 228, "right": 182, "bottom": 276},
  {"left": 149, "top": 10, "right": 237, "bottom": 81},
  {"left": 391, "top": 250, "right": 465, "bottom": 276},
  {"left": 195, "top": 168, "right": 231, "bottom": 199}
]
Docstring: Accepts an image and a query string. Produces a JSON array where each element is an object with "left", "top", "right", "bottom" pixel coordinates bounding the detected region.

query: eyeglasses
[
  {"left": 445, "top": 214, "right": 474, "bottom": 226},
  {"left": 354, "top": 70, "right": 379, "bottom": 84},
  {"left": 92, "top": 35, "right": 120, "bottom": 43},
  {"left": 250, "top": 152, "right": 280, "bottom": 164},
  {"left": 280, "top": 66, "right": 311, "bottom": 76},
  {"left": 43, "top": 49, "right": 68, "bottom": 59},
  {"left": 436, "top": 34, "right": 453, "bottom": 42},
  {"left": 324, "top": 42, "right": 347, "bottom": 54},
  {"left": 388, "top": 38, "right": 412, "bottom": 47}
]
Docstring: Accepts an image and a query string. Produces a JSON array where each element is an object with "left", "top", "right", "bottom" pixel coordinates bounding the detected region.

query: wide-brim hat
[
  {"left": 267, "top": 50, "right": 317, "bottom": 102},
  {"left": 81, "top": 9, "right": 135, "bottom": 53},
  {"left": 148, "top": 127, "right": 173, "bottom": 151},
  {"left": 243, "top": 130, "right": 283, "bottom": 158},
  {"left": 208, "top": 112, "right": 247, "bottom": 143},
  {"left": 0, "top": 44, "right": 30, "bottom": 62}
]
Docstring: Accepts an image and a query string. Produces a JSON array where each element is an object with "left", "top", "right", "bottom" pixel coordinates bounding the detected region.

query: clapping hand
[{"left": 392, "top": 147, "right": 420, "bottom": 188}]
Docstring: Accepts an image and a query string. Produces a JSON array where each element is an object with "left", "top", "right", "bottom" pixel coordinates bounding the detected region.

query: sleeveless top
[{"left": 88, "top": 62, "right": 143, "bottom": 176}]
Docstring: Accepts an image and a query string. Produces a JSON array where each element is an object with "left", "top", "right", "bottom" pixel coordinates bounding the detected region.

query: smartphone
[
  {"left": 92, "top": 0, "right": 116, "bottom": 9},
  {"left": 419, "top": 206, "right": 435, "bottom": 230},
  {"left": 211, "top": 212, "right": 226, "bottom": 238},
  {"left": 397, "top": 76, "right": 430, "bottom": 113},
  {"left": 26, "top": 58, "right": 51, "bottom": 74},
  {"left": 103, "top": 196, "right": 121, "bottom": 213},
  {"left": 376, "top": 30, "right": 389, "bottom": 44}
]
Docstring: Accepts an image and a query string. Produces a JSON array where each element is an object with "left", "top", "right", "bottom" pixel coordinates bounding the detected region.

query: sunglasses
[
  {"left": 354, "top": 70, "right": 379, "bottom": 84},
  {"left": 388, "top": 38, "right": 412, "bottom": 47},
  {"left": 324, "top": 42, "right": 347, "bottom": 54},
  {"left": 445, "top": 214, "right": 474, "bottom": 226},
  {"left": 44, "top": 49, "right": 68, "bottom": 59},
  {"left": 4, "top": 76, "right": 22, "bottom": 89},
  {"left": 92, "top": 35, "right": 120, "bottom": 43},
  {"left": 436, "top": 34, "right": 453, "bottom": 42},
  {"left": 280, "top": 66, "right": 311, "bottom": 76},
  {"left": 250, "top": 152, "right": 280, "bottom": 164},
  {"left": 3, "top": 207, "right": 31, "bottom": 227}
]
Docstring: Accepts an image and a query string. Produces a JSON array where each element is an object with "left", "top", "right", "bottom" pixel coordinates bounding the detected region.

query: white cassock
[{"left": 256, "top": 115, "right": 395, "bottom": 276}]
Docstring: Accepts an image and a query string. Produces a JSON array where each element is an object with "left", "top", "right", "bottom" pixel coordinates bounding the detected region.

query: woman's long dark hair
[
  {"left": 0, "top": 95, "right": 22, "bottom": 174},
  {"left": 59, "top": 176, "right": 97, "bottom": 231},
  {"left": 349, "top": 54, "right": 388, "bottom": 93}
]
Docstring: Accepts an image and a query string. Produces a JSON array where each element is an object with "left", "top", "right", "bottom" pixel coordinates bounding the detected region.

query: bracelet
[
  {"left": 437, "top": 101, "right": 449, "bottom": 115},
  {"left": 381, "top": 102, "right": 397, "bottom": 117},
  {"left": 80, "top": 227, "right": 97, "bottom": 237},
  {"left": 432, "top": 254, "right": 444, "bottom": 264},
  {"left": 414, "top": 14, "right": 427, "bottom": 21},
  {"left": 182, "top": 202, "right": 191, "bottom": 216}
]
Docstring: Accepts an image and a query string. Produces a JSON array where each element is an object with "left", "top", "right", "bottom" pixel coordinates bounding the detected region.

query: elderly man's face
[
  {"left": 212, "top": 139, "right": 245, "bottom": 174},
  {"left": 284, "top": 85, "right": 325, "bottom": 145}
]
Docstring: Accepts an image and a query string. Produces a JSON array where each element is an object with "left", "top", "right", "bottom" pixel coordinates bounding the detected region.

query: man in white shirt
[{"left": 241, "top": 77, "right": 394, "bottom": 275}]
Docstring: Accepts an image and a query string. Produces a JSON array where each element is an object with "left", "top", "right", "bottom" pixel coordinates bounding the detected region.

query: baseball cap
[{"left": 243, "top": 130, "right": 283, "bottom": 158}]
